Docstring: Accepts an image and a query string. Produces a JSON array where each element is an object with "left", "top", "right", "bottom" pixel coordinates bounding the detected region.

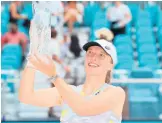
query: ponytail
[{"left": 105, "top": 70, "right": 111, "bottom": 83}]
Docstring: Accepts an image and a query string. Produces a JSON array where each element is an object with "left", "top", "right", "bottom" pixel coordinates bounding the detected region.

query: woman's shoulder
[
  {"left": 105, "top": 84, "right": 125, "bottom": 96},
  {"left": 105, "top": 84, "right": 122, "bottom": 89}
]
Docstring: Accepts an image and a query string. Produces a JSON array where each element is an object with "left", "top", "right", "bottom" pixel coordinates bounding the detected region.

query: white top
[
  {"left": 60, "top": 84, "right": 122, "bottom": 123},
  {"left": 108, "top": 3, "right": 131, "bottom": 22}
]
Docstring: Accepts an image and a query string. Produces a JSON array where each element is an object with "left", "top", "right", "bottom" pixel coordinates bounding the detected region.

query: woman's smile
[{"left": 88, "top": 62, "right": 99, "bottom": 68}]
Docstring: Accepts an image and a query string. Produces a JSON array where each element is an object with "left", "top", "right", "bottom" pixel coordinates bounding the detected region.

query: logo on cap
[{"left": 105, "top": 46, "right": 110, "bottom": 50}]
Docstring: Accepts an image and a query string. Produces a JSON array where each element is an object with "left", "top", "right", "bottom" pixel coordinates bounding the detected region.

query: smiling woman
[
  {"left": 18, "top": 22, "right": 125, "bottom": 123},
  {"left": 85, "top": 46, "right": 113, "bottom": 83}
]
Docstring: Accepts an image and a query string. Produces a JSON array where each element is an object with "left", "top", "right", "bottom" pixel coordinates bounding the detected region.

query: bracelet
[{"left": 48, "top": 74, "right": 59, "bottom": 83}]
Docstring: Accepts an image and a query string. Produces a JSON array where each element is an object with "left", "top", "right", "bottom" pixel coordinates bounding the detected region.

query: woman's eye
[
  {"left": 88, "top": 50, "right": 92, "bottom": 54},
  {"left": 100, "top": 54, "right": 105, "bottom": 58},
  {"left": 100, "top": 54, "right": 103, "bottom": 56}
]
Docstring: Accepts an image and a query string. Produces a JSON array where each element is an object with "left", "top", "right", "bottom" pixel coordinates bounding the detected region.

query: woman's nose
[{"left": 91, "top": 54, "right": 97, "bottom": 61}]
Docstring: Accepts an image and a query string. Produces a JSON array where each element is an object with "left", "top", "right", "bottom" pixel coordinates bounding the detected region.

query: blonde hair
[
  {"left": 95, "top": 28, "right": 114, "bottom": 41},
  {"left": 95, "top": 28, "right": 114, "bottom": 83}
]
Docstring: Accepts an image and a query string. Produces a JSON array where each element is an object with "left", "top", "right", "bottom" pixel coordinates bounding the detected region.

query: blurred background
[{"left": 1, "top": 1, "right": 162, "bottom": 123}]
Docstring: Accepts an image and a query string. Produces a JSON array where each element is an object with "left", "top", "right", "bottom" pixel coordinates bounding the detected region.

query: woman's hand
[{"left": 27, "top": 53, "right": 56, "bottom": 77}]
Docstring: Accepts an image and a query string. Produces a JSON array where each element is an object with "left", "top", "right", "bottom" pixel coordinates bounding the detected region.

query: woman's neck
[{"left": 83, "top": 75, "right": 106, "bottom": 95}]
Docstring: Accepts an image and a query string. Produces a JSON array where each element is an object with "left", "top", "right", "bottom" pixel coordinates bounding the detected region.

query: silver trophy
[{"left": 29, "top": 1, "right": 51, "bottom": 55}]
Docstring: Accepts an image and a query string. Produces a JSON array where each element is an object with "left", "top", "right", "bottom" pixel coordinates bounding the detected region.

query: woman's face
[{"left": 85, "top": 46, "right": 113, "bottom": 76}]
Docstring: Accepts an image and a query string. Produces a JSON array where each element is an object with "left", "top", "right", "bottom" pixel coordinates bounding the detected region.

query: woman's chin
[
  {"left": 85, "top": 66, "right": 102, "bottom": 75},
  {"left": 86, "top": 71, "right": 101, "bottom": 76}
]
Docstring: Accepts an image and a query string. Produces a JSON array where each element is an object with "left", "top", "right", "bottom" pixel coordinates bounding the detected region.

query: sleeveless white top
[{"left": 60, "top": 83, "right": 122, "bottom": 123}]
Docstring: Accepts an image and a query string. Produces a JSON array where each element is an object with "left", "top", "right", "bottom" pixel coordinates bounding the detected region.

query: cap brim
[{"left": 83, "top": 42, "right": 102, "bottom": 51}]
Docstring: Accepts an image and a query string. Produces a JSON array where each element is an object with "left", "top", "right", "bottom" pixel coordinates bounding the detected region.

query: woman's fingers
[
  {"left": 27, "top": 54, "right": 39, "bottom": 67},
  {"left": 27, "top": 53, "right": 54, "bottom": 70},
  {"left": 45, "top": 55, "right": 56, "bottom": 72},
  {"left": 34, "top": 53, "right": 42, "bottom": 62},
  {"left": 33, "top": 53, "right": 51, "bottom": 67},
  {"left": 27, "top": 53, "right": 56, "bottom": 76},
  {"left": 34, "top": 53, "right": 50, "bottom": 65}
]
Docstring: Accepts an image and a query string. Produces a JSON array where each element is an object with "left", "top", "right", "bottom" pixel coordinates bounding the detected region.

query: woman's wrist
[
  {"left": 52, "top": 77, "right": 63, "bottom": 86},
  {"left": 48, "top": 63, "right": 57, "bottom": 77},
  {"left": 48, "top": 74, "right": 59, "bottom": 83},
  {"left": 48, "top": 70, "right": 56, "bottom": 78}
]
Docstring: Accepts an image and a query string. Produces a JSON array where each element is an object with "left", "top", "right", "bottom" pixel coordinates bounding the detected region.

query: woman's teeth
[{"left": 88, "top": 63, "right": 99, "bottom": 67}]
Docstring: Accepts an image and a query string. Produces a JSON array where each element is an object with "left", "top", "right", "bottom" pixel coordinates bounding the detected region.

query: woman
[
  {"left": 107, "top": 1, "right": 132, "bottom": 37},
  {"left": 19, "top": 35, "right": 125, "bottom": 123}
]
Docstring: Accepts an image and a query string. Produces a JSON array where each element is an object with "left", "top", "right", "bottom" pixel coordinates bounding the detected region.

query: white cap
[{"left": 83, "top": 39, "right": 118, "bottom": 65}]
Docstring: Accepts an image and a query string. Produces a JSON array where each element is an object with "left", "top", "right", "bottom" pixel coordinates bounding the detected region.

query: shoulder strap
[
  {"left": 92, "top": 83, "right": 109, "bottom": 96},
  {"left": 78, "top": 83, "right": 110, "bottom": 96}
]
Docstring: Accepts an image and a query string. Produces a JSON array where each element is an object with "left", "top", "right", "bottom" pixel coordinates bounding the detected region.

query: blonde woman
[{"left": 19, "top": 28, "right": 125, "bottom": 123}]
